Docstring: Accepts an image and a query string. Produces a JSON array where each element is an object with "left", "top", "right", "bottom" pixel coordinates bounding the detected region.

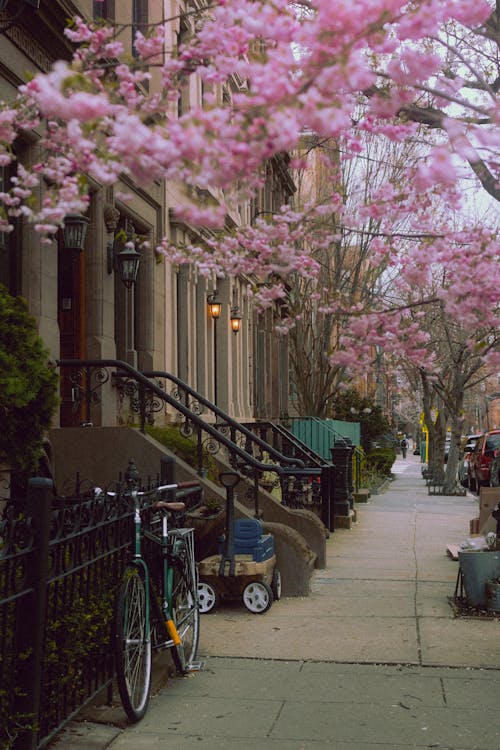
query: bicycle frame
[
  {"left": 130, "top": 484, "right": 183, "bottom": 647},
  {"left": 114, "top": 481, "right": 199, "bottom": 723}
]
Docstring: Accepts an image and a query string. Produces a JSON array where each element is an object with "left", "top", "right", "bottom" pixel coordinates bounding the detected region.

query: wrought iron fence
[{"left": 0, "top": 470, "right": 202, "bottom": 750}]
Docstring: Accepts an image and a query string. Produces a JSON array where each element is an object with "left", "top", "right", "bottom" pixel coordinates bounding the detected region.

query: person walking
[{"left": 400, "top": 436, "right": 408, "bottom": 458}]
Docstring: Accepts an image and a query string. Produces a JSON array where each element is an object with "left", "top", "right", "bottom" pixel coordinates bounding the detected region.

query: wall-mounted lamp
[
  {"left": 230, "top": 306, "right": 242, "bottom": 334},
  {"left": 62, "top": 213, "right": 90, "bottom": 252},
  {"left": 107, "top": 239, "right": 142, "bottom": 288},
  {"left": 207, "top": 291, "right": 222, "bottom": 319},
  {"left": 116, "top": 244, "right": 141, "bottom": 289},
  {"left": 106, "top": 218, "right": 142, "bottom": 288}
]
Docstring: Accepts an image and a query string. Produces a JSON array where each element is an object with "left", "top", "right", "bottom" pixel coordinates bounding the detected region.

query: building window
[
  {"left": 93, "top": 0, "right": 114, "bottom": 21},
  {"left": 0, "top": 164, "right": 20, "bottom": 295},
  {"left": 177, "top": 18, "right": 191, "bottom": 116},
  {"left": 132, "top": 0, "right": 148, "bottom": 58}
]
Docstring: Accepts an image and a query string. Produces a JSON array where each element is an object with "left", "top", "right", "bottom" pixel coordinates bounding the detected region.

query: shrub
[
  {"left": 365, "top": 447, "right": 396, "bottom": 477},
  {"left": 146, "top": 423, "right": 217, "bottom": 479},
  {"left": 0, "top": 285, "right": 59, "bottom": 481}
]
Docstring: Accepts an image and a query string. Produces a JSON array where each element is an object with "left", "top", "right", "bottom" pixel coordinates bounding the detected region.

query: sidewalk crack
[{"left": 266, "top": 700, "right": 286, "bottom": 737}]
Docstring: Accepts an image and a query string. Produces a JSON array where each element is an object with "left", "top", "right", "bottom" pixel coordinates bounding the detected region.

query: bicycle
[{"left": 113, "top": 482, "right": 200, "bottom": 722}]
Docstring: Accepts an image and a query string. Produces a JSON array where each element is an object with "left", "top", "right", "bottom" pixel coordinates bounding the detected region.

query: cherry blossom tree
[
  {"left": 396, "top": 274, "right": 498, "bottom": 491},
  {"left": 0, "top": 0, "right": 498, "bottom": 372},
  {"left": 286, "top": 129, "right": 420, "bottom": 416}
]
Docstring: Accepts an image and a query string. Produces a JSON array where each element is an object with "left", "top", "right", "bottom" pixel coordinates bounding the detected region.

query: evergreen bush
[
  {"left": 146, "top": 423, "right": 216, "bottom": 479},
  {"left": 365, "top": 447, "right": 396, "bottom": 477},
  {"left": 0, "top": 285, "right": 59, "bottom": 481}
]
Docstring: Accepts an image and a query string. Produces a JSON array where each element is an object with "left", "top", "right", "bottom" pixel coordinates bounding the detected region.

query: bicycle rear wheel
[
  {"left": 115, "top": 566, "right": 152, "bottom": 722},
  {"left": 171, "top": 532, "right": 200, "bottom": 673}
]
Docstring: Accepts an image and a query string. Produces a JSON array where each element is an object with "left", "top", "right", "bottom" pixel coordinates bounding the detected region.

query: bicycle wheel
[
  {"left": 171, "top": 538, "right": 200, "bottom": 673},
  {"left": 115, "top": 566, "right": 152, "bottom": 722}
]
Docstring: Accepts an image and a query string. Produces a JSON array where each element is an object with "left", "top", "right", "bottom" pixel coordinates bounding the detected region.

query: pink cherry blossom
[{"left": 0, "top": 0, "right": 497, "bottom": 375}]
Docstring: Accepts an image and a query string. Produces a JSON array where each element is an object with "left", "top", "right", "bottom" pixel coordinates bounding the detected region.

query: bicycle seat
[{"left": 153, "top": 501, "right": 186, "bottom": 512}]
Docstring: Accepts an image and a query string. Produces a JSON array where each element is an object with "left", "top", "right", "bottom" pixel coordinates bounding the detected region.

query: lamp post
[
  {"left": 207, "top": 291, "right": 221, "bottom": 405},
  {"left": 106, "top": 220, "right": 142, "bottom": 366}
]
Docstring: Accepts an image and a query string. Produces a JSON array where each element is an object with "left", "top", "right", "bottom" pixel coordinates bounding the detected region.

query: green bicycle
[{"left": 114, "top": 481, "right": 200, "bottom": 722}]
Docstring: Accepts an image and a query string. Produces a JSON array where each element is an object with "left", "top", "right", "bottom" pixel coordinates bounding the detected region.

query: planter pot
[{"left": 458, "top": 550, "right": 500, "bottom": 607}]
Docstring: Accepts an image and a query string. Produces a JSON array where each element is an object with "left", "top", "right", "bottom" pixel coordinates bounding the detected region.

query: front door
[{"left": 58, "top": 241, "right": 86, "bottom": 426}]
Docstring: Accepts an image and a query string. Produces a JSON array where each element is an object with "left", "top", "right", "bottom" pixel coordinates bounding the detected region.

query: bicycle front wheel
[
  {"left": 171, "top": 535, "right": 200, "bottom": 673},
  {"left": 115, "top": 566, "right": 152, "bottom": 722}
]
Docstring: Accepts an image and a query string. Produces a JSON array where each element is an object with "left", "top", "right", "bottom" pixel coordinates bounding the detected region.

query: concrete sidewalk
[{"left": 52, "top": 454, "right": 500, "bottom": 749}]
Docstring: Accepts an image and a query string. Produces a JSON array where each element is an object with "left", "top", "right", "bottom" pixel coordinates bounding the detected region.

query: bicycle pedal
[{"left": 186, "top": 660, "right": 203, "bottom": 673}]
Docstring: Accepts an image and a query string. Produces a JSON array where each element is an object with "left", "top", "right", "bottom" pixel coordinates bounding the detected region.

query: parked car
[
  {"left": 468, "top": 429, "right": 500, "bottom": 492},
  {"left": 458, "top": 434, "right": 481, "bottom": 487}
]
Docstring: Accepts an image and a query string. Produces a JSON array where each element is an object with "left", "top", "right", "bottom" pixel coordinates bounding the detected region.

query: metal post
[
  {"left": 218, "top": 472, "right": 240, "bottom": 576},
  {"left": 13, "top": 477, "right": 53, "bottom": 750},
  {"left": 321, "top": 465, "right": 334, "bottom": 532},
  {"left": 196, "top": 425, "right": 204, "bottom": 476},
  {"left": 342, "top": 437, "right": 355, "bottom": 509},
  {"left": 138, "top": 382, "right": 146, "bottom": 433},
  {"left": 160, "top": 455, "right": 176, "bottom": 485},
  {"left": 330, "top": 439, "right": 351, "bottom": 518}
]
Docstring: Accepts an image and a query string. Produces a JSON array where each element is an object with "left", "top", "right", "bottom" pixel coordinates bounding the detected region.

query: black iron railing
[
  {"left": 0, "top": 469, "right": 202, "bottom": 750},
  {"left": 56, "top": 360, "right": 330, "bottom": 520}
]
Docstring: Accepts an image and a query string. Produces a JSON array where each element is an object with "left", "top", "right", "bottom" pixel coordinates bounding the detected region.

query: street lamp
[
  {"left": 207, "top": 291, "right": 221, "bottom": 405},
  {"left": 230, "top": 306, "right": 242, "bottom": 334},
  {"left": 107, "top": 225, "right": 142, "bottom": 288},
  {"left": 115, "top": 244, "right": 142, "bottom": 289},
  {"left": 207, "top": 291, "right": 221, "bottom": 319},
  {"left": 62, "top": 214, "right": 90, "bottom": 252}
]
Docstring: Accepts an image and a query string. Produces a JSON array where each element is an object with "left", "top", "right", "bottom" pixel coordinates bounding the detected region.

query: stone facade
[{"left": 0, "top": 1, "right": 295, "bottom": 441}]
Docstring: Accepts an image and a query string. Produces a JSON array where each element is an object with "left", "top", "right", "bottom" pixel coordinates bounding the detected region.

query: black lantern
[
  {"left": 62, "top": 214, "right": 90, "bottom": 251},
  {"left": 115, "top": 244, "right": 142, "bottom": 289},
  {"left": 230, "top": 306, "right": 242, "bottom": 334},
  {"left": 207, "top": 291, "right": 222, "bottom": 319}
]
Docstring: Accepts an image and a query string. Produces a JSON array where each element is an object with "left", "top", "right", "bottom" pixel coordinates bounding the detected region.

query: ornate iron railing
[{"left": 57, "top": 360, "right": 329, "bottom": 520}]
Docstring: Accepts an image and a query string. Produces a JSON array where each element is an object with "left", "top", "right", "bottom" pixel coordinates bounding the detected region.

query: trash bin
[{"left": 458, "top": 550, "right": 500, "bottom": 608}]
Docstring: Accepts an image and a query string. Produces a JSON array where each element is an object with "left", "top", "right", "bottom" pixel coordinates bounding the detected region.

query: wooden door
[{"left": 58, "top": 243, "right": 86, "bottom": 426}]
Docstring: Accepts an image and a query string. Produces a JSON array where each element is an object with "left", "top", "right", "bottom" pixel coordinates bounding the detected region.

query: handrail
[
  {"left": 243, "top": 421, "right": 328, "bottom": 467},
  {"left": 56, "top": 359, "right": 309, "bottom": 482},
  {"left": 144, "top": 370, "right": 305, "bottom": 470}
]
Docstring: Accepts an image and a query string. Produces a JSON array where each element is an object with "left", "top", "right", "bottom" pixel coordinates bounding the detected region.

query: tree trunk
[{"left": 442, "top": 393, "right": 466, "bottom": 495}]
